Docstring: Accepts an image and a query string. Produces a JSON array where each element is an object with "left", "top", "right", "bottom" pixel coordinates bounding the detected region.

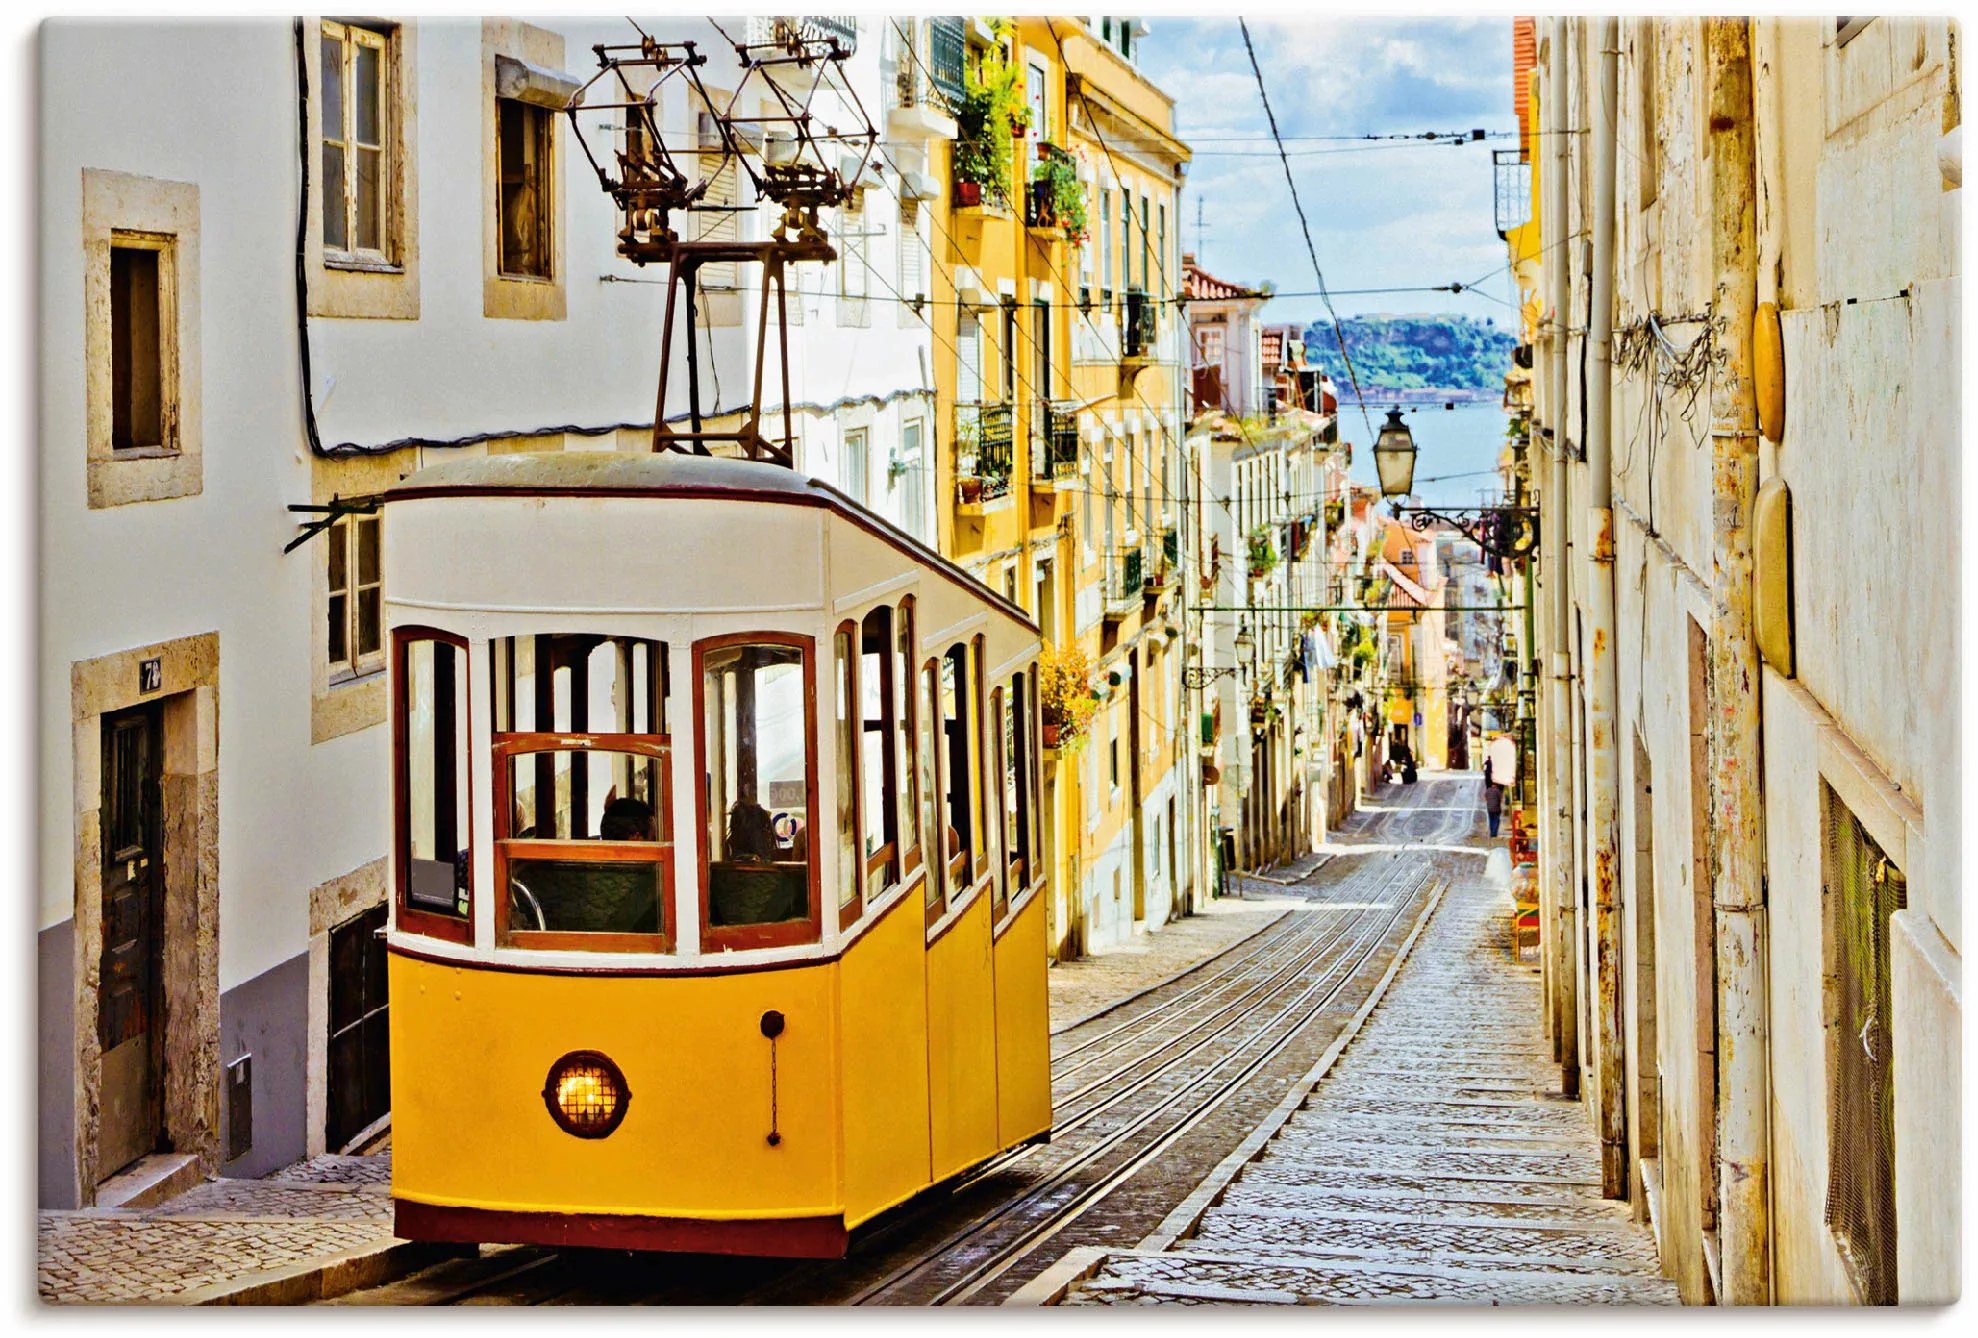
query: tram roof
[{"left": 384, "top": 450, "right": 1040, "bottom": 634}]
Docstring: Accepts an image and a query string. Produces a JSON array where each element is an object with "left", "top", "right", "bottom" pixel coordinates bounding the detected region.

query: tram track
[{"left": 352, "top": 782, "right": 1464, "bottom": 1307}]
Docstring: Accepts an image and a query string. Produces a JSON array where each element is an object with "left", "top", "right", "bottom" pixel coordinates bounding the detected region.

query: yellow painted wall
[
  {"left": 390, "top": 952, "right": 842, "bottom": 1220},
  {"left": 837, "top": 894, "right": 934, "bottom": 1228},
  {"left": 991, "top": 894, "right": 1054, "bottom": 1145},
  {"left": 924, "top": 893, "right": 1000, "bottom": 1181}
]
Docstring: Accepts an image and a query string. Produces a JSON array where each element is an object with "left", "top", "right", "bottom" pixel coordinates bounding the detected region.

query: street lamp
[
  {"left": 1373, "top": 407, "right": 1417, "bottom": 499},
  {"left": 1234, "top": 621, "right": 1255, "bottom": 659},
  {"left": 1183, "top": 620, "right": 1255, "bottom": 690}
]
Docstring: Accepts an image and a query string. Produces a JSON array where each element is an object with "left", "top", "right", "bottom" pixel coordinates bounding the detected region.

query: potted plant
[
  {"left": 953, "top": 41, "right": 1020, "bottom": 211},
  {"left": 1039, "top": 641, "right": 1097, "bottom": 750},
  {"left": 1247, "top": 526, "right": 1278, "bottom": 579},
  {"left": 955, "top": 178, "right": 982, "bottom": 208}
]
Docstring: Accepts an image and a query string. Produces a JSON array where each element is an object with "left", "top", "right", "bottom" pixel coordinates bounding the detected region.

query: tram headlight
[{"left": 542, "top": 1050, "right": 632, "bottom": 1139}]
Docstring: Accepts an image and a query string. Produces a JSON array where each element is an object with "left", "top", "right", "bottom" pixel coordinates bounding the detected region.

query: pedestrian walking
[{"left": 1482, "top": 757, "right": 1504, "bottom": 838}]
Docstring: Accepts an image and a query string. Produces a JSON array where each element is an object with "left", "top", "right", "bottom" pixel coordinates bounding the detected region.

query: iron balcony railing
[
  {"left": 1123, "top": 289, "right": 1157, "bottom": 359},
  {"left": 1032, "top": 401, "right": 1079, "bottom": 480},
  {"left": 1143, "top": 527, "right": 1177, "bottom": 593},
  {"left": 956, "top": 401, "right": 1015, "bottom": 502},
  {"left": 751, "top": 15, "right": 859, "bottom": 52},
  {"left": 1106, "top": 545, "right": 1145, "bottom": 608},
  {"left": 1494, "top": 148, "right": 1532, "bottom": 238},
  {"left": 896, "top": 16, "right": 964, "bottom": 115},
  {"left": 927, "top": 16, "right": 966, "bottom": 106}
]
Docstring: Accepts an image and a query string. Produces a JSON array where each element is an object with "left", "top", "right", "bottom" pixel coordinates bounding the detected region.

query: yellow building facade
[{"left": 926, "top": 17, "right": 1193, "bottom": 958}]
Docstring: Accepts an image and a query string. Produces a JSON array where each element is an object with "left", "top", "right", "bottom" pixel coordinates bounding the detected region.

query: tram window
[
  {"left": 987, "top": 687, "right": 1009, "bottom": 920},
  {"left": 701, "top": 639, "right": 817, "bottom": 944},
  {"left": 834, "top": 626, "right": 861, "bottom": 916},
  {"left": 1005, "top": 673, "right": 1032, "bottom": 894},
  {"left": 498, "top": 744, "right": 667, "bottom": 946},
  {"left": 860, "top": 606, "right": 897, "bottom": 893},
  {"left": 939, "top": 645, "right": 972, "bottom": 894},
  {"left": 895, "top": 599, "right": 921, "bottom": 877},
  {"left": 397, "top": 631, "right": 470, "bottom": 939},
  {"left": 970, "top": 636, "right": 993, "bottom": 894},
  {"left": 491, "top": 634, "right": 665, "bottom": 737},
  {"left": 920, "top": 660, "right": 942, "bottom": 920},
  {"left": 1027, "top": 671, "right": 1044, "bottom": 888}
]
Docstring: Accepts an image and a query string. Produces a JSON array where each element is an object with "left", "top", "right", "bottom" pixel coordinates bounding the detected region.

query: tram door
[{"left": 99, "top": 703, "right": 164, "bottom": 1179}]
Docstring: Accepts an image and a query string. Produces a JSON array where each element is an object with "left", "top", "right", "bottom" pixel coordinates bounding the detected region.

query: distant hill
[{"left": 1303, "top": 314, "right": 1515, "bottom": 393}]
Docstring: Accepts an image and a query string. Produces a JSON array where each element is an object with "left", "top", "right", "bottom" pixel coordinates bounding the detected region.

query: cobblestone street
[
  {"left": 37, "top": 1155, "right": 395, "bottom": 1304},
  {"left": 1052, "top": 853, "right": 1680, "bottom": 1305}
]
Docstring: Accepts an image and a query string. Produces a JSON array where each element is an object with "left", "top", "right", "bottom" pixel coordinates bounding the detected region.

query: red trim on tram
[{"left": 394, "top": 1199, "right": 849, "bottom": 1259}]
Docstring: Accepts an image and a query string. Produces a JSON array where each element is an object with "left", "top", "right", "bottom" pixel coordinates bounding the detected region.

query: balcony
[
  {"left": 955, "top": 401, "right": 1015, "bottom": 515},
  {"left": 1143, "top": 525, "right": 1178, "bottom": 597},
  {"left": 1026, "top": 141, "right": 1084, "bottom": 241},
  {"left": 1031, "top": 401, "right": 1079, "bottom": 489},
  {"left": 890, "top": 17, "right": 961, "bottom": 140},
  {"left": 1104, "top": 545, "right": 1144, "bottom": 617},
  {"left": 1122, "top": 290, "right": 1157, "bottom": 360},
  {"left": 749, "top": 15, "right": 858, "bottom": 54}
]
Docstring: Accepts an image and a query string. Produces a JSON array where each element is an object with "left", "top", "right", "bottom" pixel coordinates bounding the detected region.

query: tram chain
[{"left": 846, "top": 862, "right": 1434, "bottom": 1306}]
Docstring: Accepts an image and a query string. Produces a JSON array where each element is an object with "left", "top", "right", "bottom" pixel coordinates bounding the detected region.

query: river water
[{"left": 1338, "top": 399, "right": 1513, "bottom": 511}]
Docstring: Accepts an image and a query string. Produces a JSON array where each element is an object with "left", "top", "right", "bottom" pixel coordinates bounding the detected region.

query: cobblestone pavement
[
  {"left": 1048, "top": 893, "right": 1301, "bottom": 1031},
  {"left": 37, "top": 1152, "right": 394, "bottom": 1304},
  {"left": 1059, "top": 861, "right": 1681, "bottom": 1306}
]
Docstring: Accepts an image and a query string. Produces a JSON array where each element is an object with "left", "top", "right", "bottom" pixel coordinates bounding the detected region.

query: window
[
  {"left": 835, "top": 626, "right": 862, "bottom": 917},
  {"left": 110, "top": 239, "right": 172, "bottom": 452},
  {"left": 1822, "top": 785, "right": 1906, "bottom": 1305},
  {"left": 1001, "top": 299, "right": 1018, "bottom": 402},
  {"left": 1003, "top": 674, "right": 1033, "bottom": 897},
  {"left": 939, "top": 643, "right": 976, "bottom": 895},
  {"left": 491, "top": 634, "right": 670, "bottom": 951},
  {"left": 321, "top": 21, "right": 392, "bottom": 262},
  {"left": 1138, "top": 192, "right": 1150, "bottom": 291},
  {"left": 328, "top": 514, "right": 383, "bottom": 680},
  {"left": 395, "top": 629, "right": 471, "bottom": 943},
  {"left": 921, "top": 659, "right": 944, "bottom": 921},
  {"left": 895, "top": 600, "right": 922, "bottom": 878},
  {"left": 1100, "top": 189, "right": 1113, "bottom": 307},
  {"left": 497, "top": 96, "right": 552, "bottom": 278},
  {"left": 1034, "top": 298, "right": 1052, "bottom": 400},
  {"left": 899, "top": 420, "right": 927, "bottom": 540},
  {"left": 838, "top": 201, "right": 871, "bottom": 326},
  {"left": 699, "top": 637, "right": 819, "bottom": 949},
  {"left": 987, "top": 687, "right": 1010, "bottom": 920},
  {"left": 1156, "top": 202, "right": 1166, "bottom": 296},
  {"left": 843, "top": 427, "right": 869, "bottom": 506},
  {"left": 860, "top": 607, "right": 899, "bottom": 892}
]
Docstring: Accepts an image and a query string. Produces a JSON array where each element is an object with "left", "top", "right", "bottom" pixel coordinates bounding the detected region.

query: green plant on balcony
[
  {"left": 1247, "top": 526, "right": 1279, "bottom": 579},
  {"left": 1324, "top": 498, "right": 1345, "bottom": 530},
  {"left": 1039, "top": 641, "right": 1097, "bottom": 749},
  {"left": 953, "top": 39, "right": 1021, "bottom": 210},
  {"left": 1028, "top": 147, "right": 1088, "bottom": 243}
]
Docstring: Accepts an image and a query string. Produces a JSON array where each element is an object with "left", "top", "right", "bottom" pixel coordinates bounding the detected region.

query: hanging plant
[
  {"left": 1247, "top": 526, "right": 1279, "bottom": 578},
  {"left": 1039, "top": 641, "right": 1098, "bottom": 749}
]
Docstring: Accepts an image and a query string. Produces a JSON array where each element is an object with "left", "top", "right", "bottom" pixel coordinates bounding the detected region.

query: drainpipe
[
  {"left": 1545, "top": 16, "right": 1581, "bottom": 1094},
  {"left": 1585, "top": 15, "right": 1627, "bottom": 1200},
  {"left": 1703, "top": 16, "right": 1771, "bottom": 1305}
]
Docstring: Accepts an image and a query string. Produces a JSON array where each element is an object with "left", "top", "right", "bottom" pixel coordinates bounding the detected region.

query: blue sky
[{"left": 1137, "top": 15, "right": 1519, "bottom": 330}]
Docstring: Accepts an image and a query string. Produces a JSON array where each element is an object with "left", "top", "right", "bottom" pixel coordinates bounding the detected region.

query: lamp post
[
  {"left": 1183, "top": 620, "right": 1255, "bottom": 690},
  {"left": 1380, "top": 405, "right": 1541, "bottom": 561}
]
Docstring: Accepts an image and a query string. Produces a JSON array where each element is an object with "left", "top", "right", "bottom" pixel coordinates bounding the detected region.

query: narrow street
[{"left": 319, "top": 774, "right": 1550, "bottom": 1307}]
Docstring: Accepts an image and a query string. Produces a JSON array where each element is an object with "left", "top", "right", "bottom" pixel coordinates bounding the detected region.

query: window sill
[
  {"left": 325, "top": 256, "right": 405, "bottom": 276},
  {"left": 314, "top": 666, "right": 388, "bottom": 743},
  {"left": 109, "top": 444, "right": 182, "bottom": 461},
  {"left": 327, "top": 666, "right": 386, "bottom": 690}
]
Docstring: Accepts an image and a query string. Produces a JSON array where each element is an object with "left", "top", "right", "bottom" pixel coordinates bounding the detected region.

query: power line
[{"left": 1238, "top": 19, "right": 1375, "bottom": 447}]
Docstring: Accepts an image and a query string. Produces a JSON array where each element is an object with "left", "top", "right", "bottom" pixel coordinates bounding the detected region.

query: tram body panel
[
  {"left": 992, "top": 891, "right": 1054, "bottom": 1147},
  {"left": 389, "top": 952, "right": 841, "bottom": 1225},
  {"left": 834, "top": 886, "right": 935, "bottom": 1228},
  {"left": 379, "top": 454, "right": 1051, "bottom": 1255},
  {"left": 925, "top": 892, "right": 1001, "bottom": 1182}
]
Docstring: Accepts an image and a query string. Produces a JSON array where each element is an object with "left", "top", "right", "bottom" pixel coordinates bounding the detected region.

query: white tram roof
[{"left": 384, "top": 451, "right": 1039, "bottom": 634}]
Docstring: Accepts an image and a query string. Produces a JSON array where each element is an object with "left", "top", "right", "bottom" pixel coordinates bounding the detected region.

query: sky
[{"left": 1136, "top": 15, "right": 1519, "bottom": 332}]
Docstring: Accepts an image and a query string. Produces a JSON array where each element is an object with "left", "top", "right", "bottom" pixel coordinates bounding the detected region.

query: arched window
[
  {"left": 395, "top": 627, "right": 470, "bottom": 944},
  {"left": 697, "top": 634, "right": 820, "bottom": 951},
  {"left": 488, "top": 634, "right": 670, "bottom": 953}
]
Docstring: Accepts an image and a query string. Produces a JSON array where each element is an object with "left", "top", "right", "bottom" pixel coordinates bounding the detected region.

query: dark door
[
  {"left": 327, "top": 905, "right": 391, "bottom": 1151},
  {"left": 99, "top": 704, "right": 164, "bottom": 1179}
]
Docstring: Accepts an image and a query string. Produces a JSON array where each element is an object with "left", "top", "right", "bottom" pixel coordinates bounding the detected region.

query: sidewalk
[
  {"left": 37, "top": 1153, "right": 409, "bottom": 1305},
  {"left": 1048, "top": 890, "right": 1302, "bottom": 1033},
  {"left": 1041, "top": 876, "right": 1680, "bottom": 1305}
]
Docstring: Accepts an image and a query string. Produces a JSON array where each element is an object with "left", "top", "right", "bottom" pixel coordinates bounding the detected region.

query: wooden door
[
  {"left": 99, "top": 704, "right": 164, "bottom": 1179},
  {"left": 327, "top": 905, "right": 391, "bottom": 1151}
]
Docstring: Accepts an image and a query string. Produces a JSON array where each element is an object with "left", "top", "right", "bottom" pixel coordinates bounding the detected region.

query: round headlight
[{"left": 542, "top": 1050, "right": 631, "bottom": 1139}]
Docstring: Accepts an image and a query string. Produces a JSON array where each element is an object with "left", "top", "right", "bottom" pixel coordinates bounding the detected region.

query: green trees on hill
[{"left": 1303, "top": 314, "right": 1515, "bottom": 392}]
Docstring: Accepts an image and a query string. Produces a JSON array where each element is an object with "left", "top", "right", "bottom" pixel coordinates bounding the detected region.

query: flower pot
[
  {"left": 955, "top": 179, "right": 982, "bottom": 208},
  {"left": 1042, "top": 722, "right": 1062, "bottom": 747},
  {"left": 959, "top": 476, "right": 984, "bottom": 504}
]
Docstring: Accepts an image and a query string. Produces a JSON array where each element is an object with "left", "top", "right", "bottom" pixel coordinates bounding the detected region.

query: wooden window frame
[
  {"left": 921, "top": 657, "right": 945, "bottom": 930},
  {"left": 393, "top": 626, "right": 473, "bottom": 946},
  {"left": 490, "top": 733, "right": 673, "bottom": 953},
  {"left": 694, "top": 632, "right": 824, "bottom": 953},
  {"left": 328, "top": 513, "right": 385, "bottom": 683},
  {"left": 107, "top": 233, "right": 178, "bottom": 456},
  {"left": 496, "top": 94, "right": 555, "bottom": 280},
  {"left": 895, "top": 597, "right": 923, "bottom": 882},
  {"left": 971, "top": 635, "right": 1000, "bottom": 911},
  {"left": 988, "top": 685, "right": 1011, "bottom": 921},
  {"left": 320, "top": 19, "right": 397, "bottom": 268},
  {"left": 834, "top": 622, "right": 865, "bottom": 925}
]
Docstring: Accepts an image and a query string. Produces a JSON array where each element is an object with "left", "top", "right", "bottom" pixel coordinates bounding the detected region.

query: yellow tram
[{"left": 380, "top": 452, "right": 1052, "bottom": 1256}]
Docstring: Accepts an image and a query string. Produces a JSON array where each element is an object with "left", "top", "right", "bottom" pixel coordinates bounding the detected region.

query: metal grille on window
[{"left": 1824, "top": 788, "right": 1906, "bottom": 1305}]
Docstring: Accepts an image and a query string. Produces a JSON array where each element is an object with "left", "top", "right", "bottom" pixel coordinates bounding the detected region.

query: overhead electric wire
[{"left": 1237, "top": 19, "right": 1375, "bottom": 447}]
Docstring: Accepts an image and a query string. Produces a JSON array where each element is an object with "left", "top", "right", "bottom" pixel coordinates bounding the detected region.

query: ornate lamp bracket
[{"left": 1390, "top": 504, "right": 1541, "bottom": 561}]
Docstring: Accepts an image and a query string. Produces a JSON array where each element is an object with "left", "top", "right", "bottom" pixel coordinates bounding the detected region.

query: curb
[
  {"left": 1003, "top": 1245, "right": 1113, "bottom": 1306},
  {"left": 1136, "top": 875, "right": 1449, "bottom": 1254},
  {"left": 170, "top": 1237, "right": 471, "bottom": 1306}
]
